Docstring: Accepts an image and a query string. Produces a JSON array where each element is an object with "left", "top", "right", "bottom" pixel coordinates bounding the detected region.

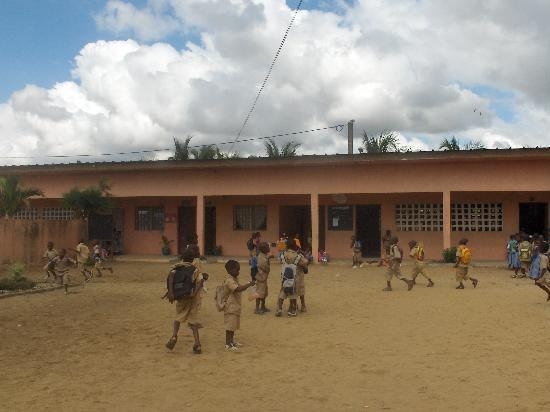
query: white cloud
[{"left": 1, "top": 0, "right": 550, "bottom": 165}]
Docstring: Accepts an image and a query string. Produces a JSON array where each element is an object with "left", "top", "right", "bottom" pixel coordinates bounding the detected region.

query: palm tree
[
  {"left": 62, "top": 179, "right": 112, "bottom": 220},
  {"left": 191, "top": 144, "right": 218, "bottom": 160},
  {"left": 169, "top": 136, "right": 192, "bottom": 160},
  {"left": 0, "top": 176, "right": 44, "bottom": 219},
  {"left": 463, "top": 139, "right": 486, "bottom": 150},
  {"left": 439, "top": 137, "right": 461, "bottom": 151},
  {"left": 264, "top": 138, "right": 301, "bottom": 157},
  {"left": 361, "top": 130, "right": 402, "bottom": 153}
]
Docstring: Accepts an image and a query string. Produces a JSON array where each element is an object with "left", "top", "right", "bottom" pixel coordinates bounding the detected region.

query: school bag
[
  {"left": 392, "top": 244, "right": 404, "bottom": 263},
  {"left": 416, "top": 244, "right": 425, "bottom": 261},
  {"left": 519, "top": 245, "right": 531, "bottom": 262},
  {"left": 281, "top": 254, "right": 302, "bottom": 295},
  {"left": 246, "top": 238, "right": 255, "bottom": 251},
  {"left": 460, "top": 247, "right": 472, "bottom": 265},
  {"left": 214, "top": 284, "right": 227, "bottom": 311},
  {"left": 165, "top": 264, "right": 197, "bottom": 303}
]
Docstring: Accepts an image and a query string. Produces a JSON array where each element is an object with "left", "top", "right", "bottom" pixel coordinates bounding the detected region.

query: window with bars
[
  {"left": 13, "top": 208, "right": 40, "bottom": 220},
  {"left": 135, "top": 207, "right": 164, "bottom": 231},
  {"left": 233, "top": 206, "right": 267, "bottom": 231},
  {"left": 42, "top": 208, "right": 75, "bottom": 220},
  {"left": 451, "top": 203, "right": 503, "bottom": 232},
  {"left": 395, "top": 203, "right": 443, "bottom": 232}
]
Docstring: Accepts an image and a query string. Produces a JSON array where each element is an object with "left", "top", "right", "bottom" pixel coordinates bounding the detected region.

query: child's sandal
[
  {"left": 193, "top": 344, "right": 202, "bottom": 354},
  {"left": 165, "top": 336, "right": 177, "bottom": 350}
]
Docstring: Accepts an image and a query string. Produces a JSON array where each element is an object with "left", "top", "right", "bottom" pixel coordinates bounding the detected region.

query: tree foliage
[
  {"left": 62, "top": 179, "right": 112, "bottom": 220},
  {"left": 0, "top": 175, "right": 44, "bottom": 218},
  {"left": 361, "top": 130, "right": 402, "bottom": 153},
  {"left": 439, "top": 137, "right": 485, "bottom": 151},
  {"left": 264, "top": 138, "right": 301, "bottom": 157},
  {"left": 169, "top": 136, "right": 192, "bottom": 160}
]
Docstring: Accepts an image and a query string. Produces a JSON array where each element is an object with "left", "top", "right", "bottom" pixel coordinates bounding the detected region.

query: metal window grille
[
  {"left": 135, "top": 207, "right": 164, "bottom": 231},
  {"left": 13, "top": 208, "right": 40, "bottom": 220},
  {"left": 42, "top": 208, "right": 75, "bottom": 220},
  {"left": 395, "top": 203, "right": 443, "bottom": 232},
  {"left": 233, "top": 206, "right": 267, "bottom": 231},
  {"left": 451, "top": 203, "right": 503, "bottom": 232}
]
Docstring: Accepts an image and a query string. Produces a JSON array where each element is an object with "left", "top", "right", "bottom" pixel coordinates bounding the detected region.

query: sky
[{"left": 1, "top": 0, "right": 549, "bottom": 165}]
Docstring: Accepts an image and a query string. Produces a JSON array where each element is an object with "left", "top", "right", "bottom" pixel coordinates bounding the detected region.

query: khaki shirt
[
  {"left": 43, "top": 249, "right": 57, "bottom": 261},
  {"left": 390, "top": 244, "right": 402, "bottom": 260},
  {"left": 75, "top": 243, "right": 90, "bottom": 263},
  {"left": 256, "top": 252, "right": 270, "bottom": 282},
  {"left": 51, "top": 256, "right": 75, "bottom": 275},
  {"left": 283, "top": 249, "right": 309, "bottom": 273},
  {"left": 223, "top": 275, "right": 242, "bottom": 315}
]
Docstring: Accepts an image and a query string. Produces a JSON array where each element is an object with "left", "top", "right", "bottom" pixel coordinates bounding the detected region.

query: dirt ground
[{"left": 1, "top": 259, "right": 550, "bottom": 412}]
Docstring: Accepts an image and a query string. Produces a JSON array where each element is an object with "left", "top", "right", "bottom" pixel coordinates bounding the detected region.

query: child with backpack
[
  {"left": 455, "top": 238, "right": 478, "bottom": 289},
  {"left": 222, "top": 260, "right": 255, "bottom": 351},
  {"left": 164, "top": 248, "right": 209, "bottom": 354},
  {"left": 275, "top": 238, "right": 309, "bottom": 316},
  {"left": 383, "top": 237, "right": 414, "bottom": 292},
  {"left": 408, "top": 240, "right": 434, "bottom": 287},
  {"left": 534, "top": 243, "right": 550, "bottom": 301},
  {"left": 254, "top": 242, "right": 271, "bottom": 314}
]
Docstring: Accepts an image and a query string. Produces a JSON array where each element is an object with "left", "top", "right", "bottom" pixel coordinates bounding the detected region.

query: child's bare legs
[
  {"left": 276, "top": 298, "right": 284, "bottom": 316},
  {"left": 226, "top": 330, "right": 234, "bottom": 345},
  {"left": 535, "top": 281, "right": 550, "bottom": 301},
  {"left": 255, "top": 298, "right": 263, "bottom": 314},
  {"left": 189, "top": 324, "right": 201, "bottom": 353},
  {"left": 260, "top": 298, "right": 269, "bottom": 312},
  {"left": 300, "top": 295, "right": 307, "bottom": 312},
  {"left": 165, "top": 320, "right": 180, "bottom": 350},
  {"left": 288, "top": 298, "right": 297, "bottom": 316}
]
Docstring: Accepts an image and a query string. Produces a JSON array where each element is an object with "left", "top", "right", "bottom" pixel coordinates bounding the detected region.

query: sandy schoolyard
[{"left": 1, "top": 259, "right": 549, "bottom": 412}]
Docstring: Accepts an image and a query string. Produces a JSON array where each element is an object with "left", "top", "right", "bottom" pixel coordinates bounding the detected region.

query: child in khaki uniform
[
  {"left": 49, "top": 248, "right": 76, "bottom": 295},
  {"left": 276, "top": 239, "right": 309, "bottom": 316},
  {"left": 255, "top": 242, "right": 271, "bottom": 314},
  {"left": 42, "top": 241, "right": 58, "bottom": 281},
  {"left": 73, "top": 239, "right": 92, "bottom": 282},
  {"left": 408, "top": 240, "right": 434, "bottom": 287},
  {"left": 383, "top": 237, "right": 414, "bottom": 291},
  {"left": 165, "top": 248, "right": 208, "bottom": 354},
  {"left": 223, "top": 260, "right": 255, "bottom": 351},
  {"left": 455, "top": 238, "right": 478, "bottom": 289},
  {"left": 534, "top": 243, "right": 550, "bottom": 301},
  {"left": 517, "top": 235, "right": 532, "bottom": 278}
]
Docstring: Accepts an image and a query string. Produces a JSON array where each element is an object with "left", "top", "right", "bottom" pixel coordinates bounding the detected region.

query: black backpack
[
  {"left": 246, "top": 238, "right": 255, "bottom": 251},
  {"left": 166, "top": 265, "right": 196, "bottom": 302}
]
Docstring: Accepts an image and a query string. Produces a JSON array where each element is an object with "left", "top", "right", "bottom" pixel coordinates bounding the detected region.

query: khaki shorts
[
  {"left": 456, "top": 266, "right": 469, "bottom": 281},
  {"left": 175, "top": 296, "right": 202, "bottom": 326},
  {"left": 56, "top": 271, "right": 70, "bottom": 285},
  {"left": 224, "top": 313, "right": 240, "bottom": 332}
]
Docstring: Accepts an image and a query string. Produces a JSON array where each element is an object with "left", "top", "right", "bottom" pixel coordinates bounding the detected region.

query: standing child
[
  {"left": 42, "top": 241, "right": 58, "bottom": 281},
  {"left": 164, "top": 248, "right": 208, "bottom": 354},
  {"left": 408, "top": 240, "right": 434, "bottom": 287},
  {"left": 255, "top": 242, "right": 271, "bottom": 314},
  {"left": 277, "top": 233, "right": 288, "bottom": 263},
  {"left": 455, "top": 238, "right": 478, "bottom": 289},
  {"left": 50, "top": 248, "right": 76, "bottom": 295},
  {"left": 350, "top": 235, "right": 364, "bottom": 268},
  {"left": 383, "top": 237, "right": 414, "bottom": 291},
  {"left": 223, "top": 260, "right": 255, "bottom": 351},
  {"left": 534, "top": 243, "right": 550, "bottom": 301},
  {"left": 518, "top": 234, "right": 532, "bottom": 278},
  {"left": 509, "top": 233, "right": 521, "bottom": 277},
  {"left": 276, "top": 239, "right": 309, "bottom": 316}
]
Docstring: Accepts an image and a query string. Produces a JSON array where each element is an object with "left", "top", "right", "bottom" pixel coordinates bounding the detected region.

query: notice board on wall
[{"left": 328, "top": 205, "right": 353, "bottom": 230}]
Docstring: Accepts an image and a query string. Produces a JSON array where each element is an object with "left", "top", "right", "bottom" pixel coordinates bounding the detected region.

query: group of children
[
  {"left": 507, "top": 232, "right": 550, "bottom": 301},
  {"left": 41, "top": 239, "right": 113, "bottom": 294}
]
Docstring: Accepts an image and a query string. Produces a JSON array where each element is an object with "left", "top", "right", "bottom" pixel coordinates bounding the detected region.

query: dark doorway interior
[
  {"left": 279, "top": 206, "right": 311, "bottom": 249},
  {"left": 519, "top": 202, "right": 548, "bottom": 238},
  {"left": 318, "top": 205, "right": 326, "bottom": 251},
  {"left": 356, "top": 205, "right": 381, "bottom": 258},
  {"left": 88, "top": 213, "right": 113, "bottom": 243},
  {"left": 178, "top": 206, "right": 196, "bottom": 255},
  {"left": 204, "top": 206, "right": 216, "bottom": 255}
]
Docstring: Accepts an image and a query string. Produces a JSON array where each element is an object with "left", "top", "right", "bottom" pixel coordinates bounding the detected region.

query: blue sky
[{"left": 0, "top": 0, "right": 548, "bottom": 164}]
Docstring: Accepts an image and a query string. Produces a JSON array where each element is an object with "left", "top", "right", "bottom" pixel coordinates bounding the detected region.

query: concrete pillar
[
  {"left": 347, "top": 120, "right": 355, "bottom": 154},
  {"left": 443, "top": 190, "right": 451, "bottom": 250},
  {"left": 196, "top": 195, "right": 205, "bottom": 256},
  {"left": 310, "top": 192, "right": 319, "bottom": 264}
]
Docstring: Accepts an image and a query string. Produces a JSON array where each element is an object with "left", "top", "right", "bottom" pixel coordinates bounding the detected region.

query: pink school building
[{"left": 1, "top": 148, "right": 550, "bottom": 263}]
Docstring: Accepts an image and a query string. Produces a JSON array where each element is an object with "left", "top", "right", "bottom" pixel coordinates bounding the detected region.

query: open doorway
[
  {"left": 356, "top": 205, "right": 381, "bottom": 258},
  {"left": 204, "top": 206, "right": 216, "bottom": 255},
  {"left": 519, "top": 203, "right": 548, "bottom": 238},
  {"left": 178, "top": 206, "right": 196, "bottom": 254},
  {"left": 279, "top": 205, "right": 311, "bottom": 249}
]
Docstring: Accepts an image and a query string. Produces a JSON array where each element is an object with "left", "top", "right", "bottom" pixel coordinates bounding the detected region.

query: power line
[
  {"left": 0, "top": 124, "right": 344, "bottom": 160},
  {"left": 228, "top": 0, "right": 303, "bottom": 153}
]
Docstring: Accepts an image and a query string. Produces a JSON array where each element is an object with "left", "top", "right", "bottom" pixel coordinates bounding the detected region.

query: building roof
[{"left": 1, "top": 147, "right": 550, "bottom": 175}]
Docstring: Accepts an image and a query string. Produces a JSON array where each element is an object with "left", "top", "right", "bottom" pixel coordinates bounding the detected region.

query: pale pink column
[
  {"left": 310, "top": 192, "right": 319, "bottom": 264},
  {"left": 196, "top": 195, "right": 205, "bottom": 256},
  {"left": 443, "top": 190, "right": 451, "bottom": 250}
]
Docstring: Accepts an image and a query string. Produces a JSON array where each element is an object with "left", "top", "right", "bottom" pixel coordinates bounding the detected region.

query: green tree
[
  {"left": 0, "top": 175, "right": 44, "bottom": 219},
  {"left": 463, "top": 139, "right": 486, "bottom": 150},
  {"left": 264, "top": 138, "right": 301, "bottom": 157},
  {"left": 169, "top": 136, "right": 192, "bottom": 160},
  {"left": 62, "top": 179, "right": 112, "bottom": 220},
  {"left": 439, "top": 137, "right": 461, "bottom": 151},
  {"left": 191, "top": 144, "right": 218, "bottom": 159},
  {"left": 361, "top": 130, "right": 402, "bottom": 153}
]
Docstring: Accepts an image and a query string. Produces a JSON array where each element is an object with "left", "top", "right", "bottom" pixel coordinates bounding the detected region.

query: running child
[
  {"left": 164, "top": 248, "right": 208, "bottom": 354},
  {"left": 223, "top": 260, "right": 255, "bottom": 351},
  {"left": 92, "top": 240, "right": 113, "bottom": 277},
  {"left": 73, "top": 239, "right": 92, "bottom": 282},
  {"left": 41, "top": 241, "right": 57, "bottom": 281},
  {"left": 383, "top": 237, "right": 414, "bottom": 291},
  {"left": 455, "top": 238, "right": 478, "bottom": 289},
  {"left": 49, "top": 248, "right": 76, "bottom": 295},
  {"left": 408, "top": 240, "right": 434, "bottom": 287}
]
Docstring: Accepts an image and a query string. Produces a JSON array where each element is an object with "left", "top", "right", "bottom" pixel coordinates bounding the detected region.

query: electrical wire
[
  {"left": 0, "top": 124, "right": 344, "bottom": 160},
  {"left": 228, "top": 0, "right": 303, "bottom": 153}
]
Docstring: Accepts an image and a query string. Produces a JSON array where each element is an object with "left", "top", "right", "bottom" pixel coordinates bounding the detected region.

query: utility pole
[{"left": 347, "top": 119, "right": 355, "bottom": 154}]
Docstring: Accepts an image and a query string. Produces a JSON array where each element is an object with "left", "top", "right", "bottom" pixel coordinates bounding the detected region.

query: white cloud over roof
[{"left": 1, "top": 0, "right": 550, "bottom": 165}]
